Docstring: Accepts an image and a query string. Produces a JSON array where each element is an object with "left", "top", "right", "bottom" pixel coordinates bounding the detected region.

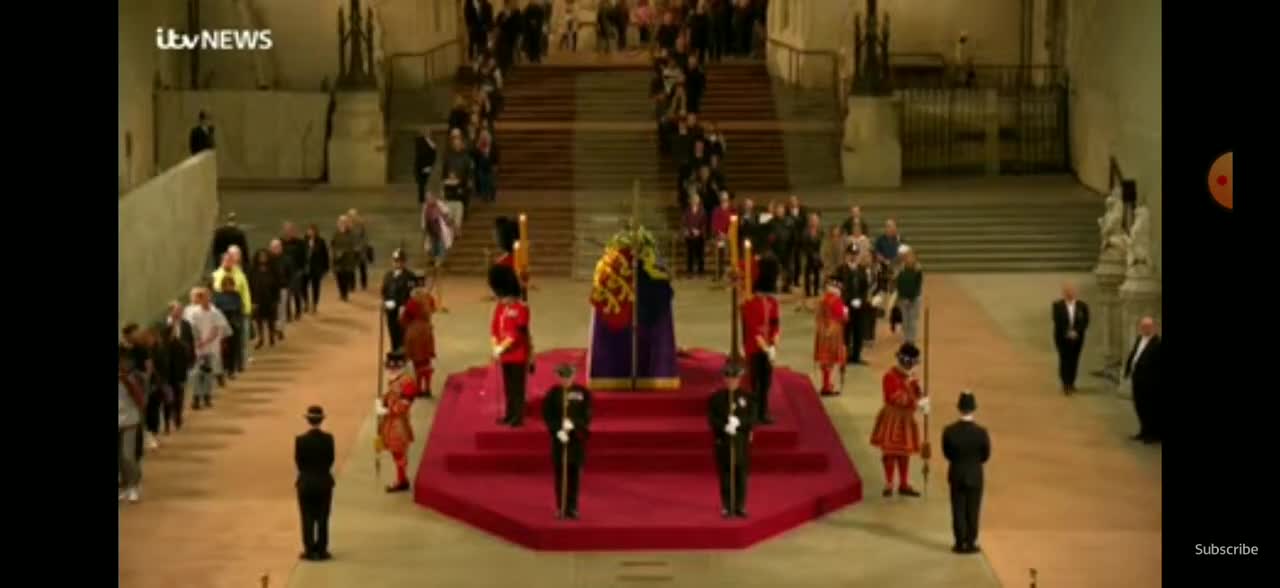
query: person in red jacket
[
  {"left": 401, "top": 288, "right": 437, "bottom": 399},
  {"left": 489, "top": 264, "right": 531, "bottom": 427},
  {"left": 813, "top": 275, "right": 848, "bottom": 396},
  {"left": 740, "top": 254, "right": 780, "bottom": 424},
  {"left": 870, "top": 342, "right": 928, "bottom": 497},
  {"left": 377, "top": 371, "right": 417, "bottom": 493}
]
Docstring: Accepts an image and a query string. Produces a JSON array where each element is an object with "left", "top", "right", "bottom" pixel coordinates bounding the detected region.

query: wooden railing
[
  {"left": 765, "top": 37, "right": 848, "bottom": 118},
  {"left": 382, "top": 38, "right": 465, "bottom": 131}
]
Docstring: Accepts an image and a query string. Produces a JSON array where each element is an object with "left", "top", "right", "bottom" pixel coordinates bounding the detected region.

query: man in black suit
[
  {"left": 296, "top": 405, "right": 336, "bottom": 561},
  {"left": 834, "top": 247, "right": 871, "bottom": 365},
  {"left": 942, "top": 391, "right": 991, "bottom": 555},
  {"left": 189, "top": 110, "right": 215, "bottom": 155},
  {"left": 210, "top": 212, "right": 249, "bottom": 269},
  {"left": 1051, "top": 282, "right": 1090, "bottom": 394},
  {"left": 465, "top": 0, "right": 494, "bottom": 61},
  {"left": 161, "top": 301, "right": 196, "bottom": 432},
  {"left": 413, "top": 130, "right": 437, "bottom": 205},
  {"left": 1124, "top": 316, "right": 1162, "bottom": 444},
  {"left": 543, "top": 364, "right": 593, "bottom": 519}
]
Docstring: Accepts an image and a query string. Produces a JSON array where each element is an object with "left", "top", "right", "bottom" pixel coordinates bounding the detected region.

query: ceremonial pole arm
[
  {"left": 921, "top": 305, "right": 932, "bottom": 496},
  {"left": 373, "top": 300, "right": 386, "bottom": 486}
]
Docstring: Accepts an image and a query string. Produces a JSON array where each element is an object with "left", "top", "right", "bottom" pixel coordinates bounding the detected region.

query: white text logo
[{"left": 155, "top": 28, "right": 274, "bottom": 51}]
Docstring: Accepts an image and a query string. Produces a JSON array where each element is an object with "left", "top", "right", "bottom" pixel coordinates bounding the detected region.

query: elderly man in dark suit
[
  {"left": 296, "top": 405, "right": 336, "bottom": 561},
  {"left": 942, "top": 391, "right": 991, "bottom": 554},
  {"left": 1124, "top": 316, "right": 1162, "bottom": 444},
  {"left": 1051, "top": 282, "right": 1090, "bottom": 394}
]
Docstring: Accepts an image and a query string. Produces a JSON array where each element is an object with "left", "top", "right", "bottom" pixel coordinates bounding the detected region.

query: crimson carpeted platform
[{"left": 413, "top": 348, "right": 862, "bottom": 550}]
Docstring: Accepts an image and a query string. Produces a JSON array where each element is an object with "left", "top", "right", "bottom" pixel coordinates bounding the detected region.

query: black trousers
[
  {"left": 789, "top": 247, "right": 802, "bottom": 287},
  {"left": 715, "top": 244, "right": 727, "bottom": 280},
  {"left": 949, "top": 483, "right": 983, "bottom": 548},
  {"left": 163, "top": 381, "right": 185, "bottom": 432},
  {"left": 802, "top": 257, "right": 821, "bottom": 297},
  {"left": 1133, "top": 382, "right": 1159, "bottom": 440},
  {"left": 307, "top": 273, "right": 324, "bottom": 309},
  {"left": 357, "top": 260, "right": 369, "bottom": 290},
  {"left": 749, "top": 351, "right": 772, "bottom": 420},
  {"left": 1056, "top": 340, "right": 1083, "bottom": 389},
  {"left": 223, "top": 323, "right": 244, "bottom": 375},
  {"left": 386, "top": 309, "right": 404, "bottom": 351},
  {"left": 551, "top": 451, "right": 583, "bottom": 514},
  {"left": 468, "top": 27, "right": 487, "bottom": 60},
  {"left": 145, "top": 388, "right": 164, "bottom": 435},
  {"left": 845, "top": 307, "right": 865, "bottom": 363},
  {"left": 714, "top": 441, "right": 749, "bottom": 511},
  {"left": 685, "top": 237, "right": 705, "bottom": 275},
  {"left": 415, "top": 171, "right": 430, "bottom": 204},
  {"left": 287, "top": 272, "right": 306, "bottom": 320},
  {"left": 502, "top": 362, "right": 527, "bottom": 424},
  {"left": 336, "top": 270, "right": 355, "bottom": 300},
  {"left": 298, "top": 487, "right": 333, "bottom": 556}
]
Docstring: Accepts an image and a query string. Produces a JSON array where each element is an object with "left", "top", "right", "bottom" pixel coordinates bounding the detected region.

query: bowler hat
[
  {"left": 555, "top": 363, "right": 576, "bottom": 378},
  {"left": 721, "top": 361, "right": 744, "bottom": 377},
  {"left": 957, "top": 391, "right": 977, "bottom": 413},
  {"left": 304, "top": 405, "right": 326, "bottom": 421}
]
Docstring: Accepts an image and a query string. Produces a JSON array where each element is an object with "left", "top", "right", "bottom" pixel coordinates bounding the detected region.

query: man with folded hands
[
  {"left": 708, "top": 361, "right": 755, "bottom": 518},
  {"left": 543, "top": 363, "right": 593, "bottom": 520}
]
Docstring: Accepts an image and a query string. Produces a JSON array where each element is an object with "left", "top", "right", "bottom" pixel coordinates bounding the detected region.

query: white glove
[
  {"left": 384, "top": 300, "right": 396, "bottom": 310},
  {"left": 871, "top": 294, "right": 884, "bottom": 307},
  {"left": 491, "top": 345, "right": 504, "bottom": 359},
  {"left": 728, "top": 415, "right": 741, "bottom": 428},
  {"left": 851, "top": 299, "right": 862, "bottom": 309},
  {"left": 562, "top": 418, "right": 574, "bottom": 431},
  {"left": 723, "top": 423, "right": 738, "bottom": 435},
  {"left": 766, "top": 346, "right": 777, "bottom": 362},
  {"left": 557, "top": 430, "right": 570, "bottom": 443},
  {"left": 375, "top": 400, "right": 389, "bottom": 416},
  {"left": 917, "top": 397, "right": 931, "bottom": 413}
]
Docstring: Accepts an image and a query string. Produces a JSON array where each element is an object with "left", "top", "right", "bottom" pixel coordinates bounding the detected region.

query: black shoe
[
  {"left": 315, "top": 552, "right": 332, "bottom": 561},
  {"left": 951, "top": 544, "right": 965, "bottom": 554},
  {"left": 819, "top": 389, "right": 836, "bottom": 397},
  {"left": 734, "top": 509, "right": 748, "bottom": 518},
  {"left": 1142, "top": 437, "right": 1161, "bottom": 445},
  {"left": 567, "top": 509, "right": 579, "bottom": 520},
  {"left": 1130, "top": 433, "right": 1147, "bottom": 441},
  {"left": 385, "top": 481, "right": 410, "bottom": 493},
  {"left": 758, "top": 415, "right": 774, "bottom": 425},
  {"left": 882, "top": 488, "right": 893, "bottom": 497},
  {"left": 496, "top": 417, "right": 512, "bottom": 425},
  {"left": 508, "top": 420, "right": 523, "bottom": 428},
  {"left": 964, "top": 544, "right": 981, "bottom": 554},
  {"left": 721, "top": 508, "right": 732, "bottom": 518},
  {"left": 897, "top": 486, "right": 921, "bottom": 498},
  {"left": 300, "top": 552, "right": 315, "bottom": 561}
]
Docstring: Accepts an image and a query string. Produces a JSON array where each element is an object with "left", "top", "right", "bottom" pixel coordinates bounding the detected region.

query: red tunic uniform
[
  {"left": 379, "top": 376, "right": 417, "bottom": 489},
  {"left": 870, "top": 367, "right": 922, "bottom": 456},
  {"left": 741, "top": 294, "right": 780, "bottom": 356},
  {"left": 491, "top": 299, "right": 531, "bottom": 364},
  {"left": 813, "top": 291, "right": 848, "bottom": 366},
  {"left": 402, "top": 295, "right": 437, "bottom": 397}
]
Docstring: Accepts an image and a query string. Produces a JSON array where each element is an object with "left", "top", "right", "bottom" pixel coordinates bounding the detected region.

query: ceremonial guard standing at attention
[
  {"left": 870, "top": 342, "right": 928, "bottom": 497},
  {"left": 708, "top": 361, "right": 755, "bottom": 518},
  {"left": 376, "top": 371, "right": 417, "bottom": 493},
  {"left": 814, "top": 275, "right": 849, "bottom": 396},
  {"left": 493, "top": 217, "right": 519, "bottom": 271},
  {"left": 295, "top": 405, "right": 335, "bottom": 561},
  {"left": 401, "top": 288, "right": 437, "bottom": 399},
  {"left": 942, "top": 391, "right": 990, "bottom": 554},
  {"left": 741, "top": 255, "right": 781, "bottom": 424},
  {"left": 542, "top": 363, "right": 592, "bottom": 519},
  {"left": 489, "top": 264, "right": 532, "bottom": 427},
  {"left": 380, "top": 249, "right": 418, "bottom": 364}
]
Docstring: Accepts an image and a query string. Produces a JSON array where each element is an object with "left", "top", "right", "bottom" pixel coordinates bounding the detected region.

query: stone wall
[
  {"left": 156, "top": 91, "right": 330, "bottom": 181},
  {"left": 118, "top": 0, "right": 188, "bottom": 194},
  {"left": 1064, "top": 0, "right": 1162, "bottom": 273},
  {"left": 118, "top": 152, "right": 219, "bottom": 330}
]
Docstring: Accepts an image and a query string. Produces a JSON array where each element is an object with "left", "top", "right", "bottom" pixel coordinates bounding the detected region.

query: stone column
[
  {"left": 841, "top": 95, "right": 902, "bottom": 188},
  {"left": 327, "top": 91, "right": 387, "bottom": 187},
  {"left": 1092, "top": 250, "right": 1126, "bottom": 395}
]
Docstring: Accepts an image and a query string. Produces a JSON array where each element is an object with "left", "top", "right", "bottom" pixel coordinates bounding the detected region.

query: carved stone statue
[
  {"left": 1097, "top": 185, "right": 1127, "bottom": 254},
  {"left": 1123, "top": 206, "right": 1153, "bottom": 275}
]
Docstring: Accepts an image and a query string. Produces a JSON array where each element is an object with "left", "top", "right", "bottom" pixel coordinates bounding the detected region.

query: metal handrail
[
  {"left": 382, "top": 39, "right": 465, "bottom": 131},
  {"left": 765, "top": 37, "right": 847, "bottom": 117}
]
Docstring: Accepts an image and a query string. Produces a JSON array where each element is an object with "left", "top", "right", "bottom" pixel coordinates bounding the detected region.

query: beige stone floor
[{"left": 119, "top": 272, "right": 1160, "bottom": 588}]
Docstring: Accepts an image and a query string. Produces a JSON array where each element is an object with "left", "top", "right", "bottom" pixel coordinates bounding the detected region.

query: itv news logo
[{"left": 155, "top": 28, "right": 274, "bottom": 51}]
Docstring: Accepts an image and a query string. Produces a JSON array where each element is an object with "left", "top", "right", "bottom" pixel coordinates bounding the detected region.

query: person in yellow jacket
[{"left": 212, "top": 246, "right": 253, "bottom": 369}]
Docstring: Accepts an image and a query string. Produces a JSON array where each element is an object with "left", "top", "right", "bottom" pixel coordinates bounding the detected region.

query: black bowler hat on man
[
  {"left": 721, "top": 361, "right": 744, "bottom": 378},
  {"left": 555, "top": 363, "right": 576, "bottom": 379},
  {"left": 305, "top": 405, "right": 326, "bottom": 424},
  {"left": 958, "top": 391, "right": 977, "bottom": 414}
]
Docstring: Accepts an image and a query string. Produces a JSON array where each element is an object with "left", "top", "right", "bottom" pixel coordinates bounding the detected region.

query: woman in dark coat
[
  {"left": 303, "top": 224, "right": 330, "bottom": 313},
  {"left": 249, "top": 249, "right": 282, "bottom": 348}
]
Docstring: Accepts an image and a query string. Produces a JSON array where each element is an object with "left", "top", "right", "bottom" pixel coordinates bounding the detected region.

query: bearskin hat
[
  {"left": 896, "top": 342, "right": 921, "bottom": 366},
  {"left": 488, "top": 263, "right": 522, "bottom": 299},
  {"left": 493, "top": 216, "right": 519, "bottom": 254},
  {"left": 753, "top": 253, "right": 781, "bottom": 294}
]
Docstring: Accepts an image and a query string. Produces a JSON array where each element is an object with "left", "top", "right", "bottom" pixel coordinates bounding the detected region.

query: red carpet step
[{"left": 413, "top": 348, "right": 863, "bottom": 550}]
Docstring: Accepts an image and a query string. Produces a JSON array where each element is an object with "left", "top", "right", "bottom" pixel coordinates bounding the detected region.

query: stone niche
[
  {"left": 841, "top": 95, "right": 902, "bottom": 188},
  {"left": 327, "top": 91, "right": 388, "bottom": 187}
]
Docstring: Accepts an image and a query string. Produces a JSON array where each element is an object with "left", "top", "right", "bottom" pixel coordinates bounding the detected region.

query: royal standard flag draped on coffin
[{"left": 588, "top": 227, "right": 680, "bottom": 390}]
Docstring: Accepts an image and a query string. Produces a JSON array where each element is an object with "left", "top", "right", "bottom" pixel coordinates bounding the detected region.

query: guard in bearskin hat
[
  {"left": 741, "top": 253, "right": 781, "bottom": 424},
  {"left": 489, "top": 263, "right": 532, "bottom": 427},
  {"left": 493, "top": 216, "right": 519, "bottom": 270},
  {"left": 869, "top": 342, "right": 929, "bottom": 497}
]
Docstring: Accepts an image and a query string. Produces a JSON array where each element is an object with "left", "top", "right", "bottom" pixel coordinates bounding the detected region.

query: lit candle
[
  {"left": 728, "top": 215, "right": 739, "bottom": 268},
  {"left": 743, "top": 240, "right": 753, "bottom": 299},
  {"left": 517, "top": 213, "right": 529, "bottom": 272}
]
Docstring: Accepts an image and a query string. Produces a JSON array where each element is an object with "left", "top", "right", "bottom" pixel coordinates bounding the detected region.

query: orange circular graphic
[{"left": 1208, "top": 152, "right": 1232, "bottom": 210}]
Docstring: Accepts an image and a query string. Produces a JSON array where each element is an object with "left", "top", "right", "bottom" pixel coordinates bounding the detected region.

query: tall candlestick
[
  {"left": 517, "top": 213, "right": 529, "bottom": 273},
  {"left": 728, "top": 215, "right": 740, "bottom": 268},
  {"left": 743, "top": 241, "right": 753, "bottom": 300}
]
